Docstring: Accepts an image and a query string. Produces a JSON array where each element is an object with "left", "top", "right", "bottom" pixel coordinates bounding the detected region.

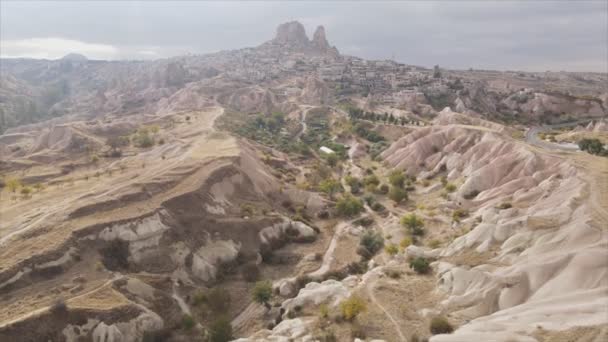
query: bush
[
  {"left": 430, "top": 316, "right": 454, "bottom": 335},
  {"left": 6, "top": 178, "right": 21, "bottom": 193},
  {"left": 358, "top": 231, "right": 384, "bottom": 259},
  {"left": 409, "top": 257, "right": 431, "bottom": 274},
  {"left": 578, "top": 138, "right": 605, "bottom": 155},
  {"left": 444, "top": 183, "right": 457, "bottom": 192},
  {"left": 100, "top": 239, "right": 130, "bottom": 271},
  {"left": 335, "top": 195, "right": 364, "bottom": 217},
  {"left": 363, "top": 194, "right": 375, "bottom": 206},
  {"left": 399, "top": 237, "right": 412, "bottom": 250},
  {"left": 377, "top": 184, "right": 389, "bottom": 194},
  {"left": 363, "top": 175, "right": 380, "bottom": 186},
  {"left": 340, "top": 295, "right": 366, "bottom": 321},
  {"left": 182, "top": 314, "right": 195, "bottom": 330},
  {"left": 388, "top": 186, "right": 408, "bottom": 203},
  {"left": 192, "top": 291, "right": 207, "bottom": 306},
  {"left": 319, "top": 303, "right": 329, "bottom": 318},
  {"left": 49, "top": 299, "right": 67, "bottom": 315},
  {"left": 319, "top": 178, "right": 342, "bottom": 199},
  {"left": 428, "top": 239, "right": 442, "bottom": 249},
  {"left": 388, "top": 170, "right": 406, "bottom": 188},
  {"left": 20, "top": 186, "right": 32, "bottom": 196},
  {"left": 252, "top": 280, "right": 273, "bottom": 308},
  {"left": 371, "top": 202, "right": 385, "bottom": 212},
  {"left": 209, "top": 316, "right": 233, "bottom": 342},
  {"left": 401, "top": 213, "right": 425, "bottom": 236},
  {"left": 346, "top": 261, "right": 368, "bottom": 274},
  {"left": 316, "top": 329, "right": 337, "bottom": 342},
  {"left": 385, "top": 244, "right": 399, "bottom": 256},
  {"left": 452, "top": 209, "right": 469, "bottom": 222}
]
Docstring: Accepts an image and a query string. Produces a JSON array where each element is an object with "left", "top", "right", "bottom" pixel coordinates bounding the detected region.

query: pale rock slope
[{"left": 382, "top": 113, "right": 608, "bottom": 341}]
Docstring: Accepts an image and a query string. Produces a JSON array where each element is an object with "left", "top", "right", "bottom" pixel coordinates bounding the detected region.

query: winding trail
[{"left": 366, "top": 278, "right": 407, "bottom": 342}]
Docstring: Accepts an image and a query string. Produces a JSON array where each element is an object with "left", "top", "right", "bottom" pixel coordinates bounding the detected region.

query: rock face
[
  {"left": 274, "top": 21, "right": 310, "bottom": 48},
  {"left": 266, "top": 21, "right": 339, "bottom": 56}
]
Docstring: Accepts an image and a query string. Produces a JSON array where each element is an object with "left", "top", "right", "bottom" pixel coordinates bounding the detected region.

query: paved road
[{"left": 525, "top": 119, "right": 594, "bottom": 152}]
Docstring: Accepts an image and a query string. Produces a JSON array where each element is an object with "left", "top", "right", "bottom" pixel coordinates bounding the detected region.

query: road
[{"left": 525, "top": 119, "right": 594, "bottom": 152}]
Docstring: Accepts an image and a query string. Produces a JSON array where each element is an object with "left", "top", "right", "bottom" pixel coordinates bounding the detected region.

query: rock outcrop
[{"left": 263, "top": 21, "right": 340, "bottom": 56}]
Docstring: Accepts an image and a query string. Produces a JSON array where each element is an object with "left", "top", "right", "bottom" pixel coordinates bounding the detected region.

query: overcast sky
[{"left": 1, "top": 1, "right": 606, "bottom": 72}]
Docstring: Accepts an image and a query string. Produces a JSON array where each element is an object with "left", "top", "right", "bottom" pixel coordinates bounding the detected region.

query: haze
[{"left": 1, "top": 0, "right": 606, "bottom": 72}]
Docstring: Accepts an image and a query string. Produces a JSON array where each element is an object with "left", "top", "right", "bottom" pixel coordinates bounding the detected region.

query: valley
[{"left": 0, "top": 21, "right": 607, "bottom": 342}]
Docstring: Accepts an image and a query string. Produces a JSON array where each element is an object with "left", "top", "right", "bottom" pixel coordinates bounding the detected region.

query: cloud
[
  {"left": 1, "top": 37, "right": 119, "bottom": 60},
  {"left": 0, "top": 1, "right": 605, "bottom": 71}
]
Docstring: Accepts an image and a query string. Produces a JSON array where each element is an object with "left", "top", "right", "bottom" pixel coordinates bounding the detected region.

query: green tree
[
  {"left": 208, "top": 316, "right": 233, "bottom": 342},
  {"left": 252, "top": 280, "right": 273, "bottom": 310},
  {"left": 319, "top": 178, "right": 342, "bottom": 200},
  {"left": 335, "top": 195, "right": 364, "bottom": 217},
  {"left": 388, "top": 170, "right": 406, "bottom": 188},
  {"left": 578, "top": 138, "right": 605, "bottom": 155},
  {"left": 401, "top": 213, "right": 425, "bottom": 236},
  {"left": 409, "top": 257, "right": 431, "bottom": 274},
  {"left": 388, "top": 186, "right": 408, "bottom": 204}
]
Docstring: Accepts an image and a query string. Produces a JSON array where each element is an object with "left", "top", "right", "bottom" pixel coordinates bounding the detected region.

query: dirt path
[{"left": 366, "top": 278, "right": 407, "bottom": 342}]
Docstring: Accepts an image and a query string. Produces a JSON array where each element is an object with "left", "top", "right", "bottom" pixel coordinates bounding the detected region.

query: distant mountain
[{"left": 60, "top": 53, "right": 88, "bottom": 62}]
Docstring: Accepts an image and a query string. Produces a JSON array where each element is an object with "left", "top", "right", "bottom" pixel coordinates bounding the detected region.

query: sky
[{"left": 1, "top": 1, "right": 606, "bottom": 72}]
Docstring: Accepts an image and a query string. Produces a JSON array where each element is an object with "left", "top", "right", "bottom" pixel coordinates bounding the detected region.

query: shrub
[
  {"left": 192, "top": 291, "right": 207, "bottom": 306},
  {"left": 340, "top": 295, "right": 366, "bottom": 321},
  {"left": 452, "top": 209, "right": 469, "bottom": 222},
  {"left": 371, "top": 202, "right": 385, "bottom": 212},
  {"left": 319, "top": 178, "right": 342, "bottom": 199},
  {"left": 209, "top": 316, "right": 233, "bottom": 342},
  {"left": 346, "top": 261, "right": 368, "bottom": 274},
  {"left": 401, "top": 213, "right": 425, "bottom": 236},
  {"left": 6, "top": 178, "right": 20, "bottom": 193},
  {"left": 353, "top": 216, "right": 374, "bottom": 227},
  {"left": 100, "top": 239, "right": 130, "bottom": 271},
  {"left": 182, "top": 314, "right": 195, "bottom": 330},
  {"left": 20, "top": 186, "right": 32, "bottom": 196},
  {"left": 385, "top": 244, "right": 399, "bottom": 256},
  {"left": 428, "top": 239, "right": 442, "bottom": 249},
  {"left": 399, "top": 237, "right": 412, "bottom": 250},
  {"left": 409, "top": 257, "right": 431, "bottom": 274},
  {"left": 363, "top": 175, "right": 380, "bottom": 186},
  {"left": 49, "top": 299, "right": 67, "bottom": 315},
  {"left": 388, "top": 170, "right": 406, "bottom": 188},
  {"left": 316, "top": 329, "right": 337, "bottom": 342},
  {"left": 376, "top": 183, "right": 389, "bottom": 194},
  {"left": 444, "top": 183, "right": 457, "bottom": 192},
  {"left": 319, "top": 303, "right": 329, "bottom": 319},
  {"left": 335, "top": 195, "right": 364, "bottom": 217},
  {"left": 252, "top": 280, "right": 273, "bottom": 309},
  {"left": 430, "top": 316, "right": 454, "bottom": 335},
  {"left": 358, "top": 231, "right": 384, "bottom": 259},
  {"left": 578, "top": 138, "right": 605, "bottom": 155},
  {"left": 388, "top": 186, "right": 408, "bottom": 203},
  {"left": 363, "top": 194, "right": 375, "bottom": 206}
]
